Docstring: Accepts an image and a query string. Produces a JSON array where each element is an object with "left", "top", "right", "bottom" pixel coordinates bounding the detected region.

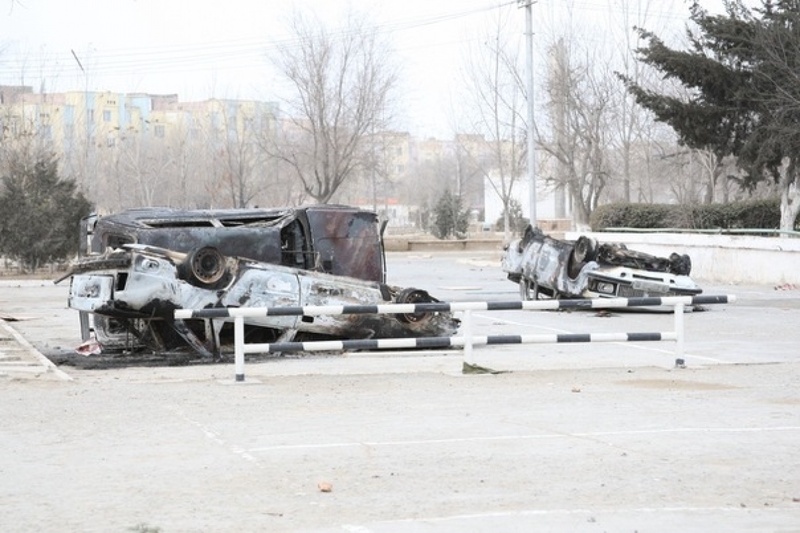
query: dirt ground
[{"left": 1, "top": 252, "right": 800, "bottom": 532}]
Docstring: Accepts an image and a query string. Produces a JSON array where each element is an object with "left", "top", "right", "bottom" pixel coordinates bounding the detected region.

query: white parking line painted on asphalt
[
  {"left": 168, "top": 404, "right": 264, "bottom": 468},
  {"left": 246, "top": 425, "right": 800, "bottom": 453},
  {"left": 336, "top": 505, "right": 792, "bottom": 531}
]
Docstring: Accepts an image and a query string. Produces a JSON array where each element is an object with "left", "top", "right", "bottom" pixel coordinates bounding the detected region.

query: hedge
[{"left": 589, "top": 198, "right": 783, "bottom": 231}]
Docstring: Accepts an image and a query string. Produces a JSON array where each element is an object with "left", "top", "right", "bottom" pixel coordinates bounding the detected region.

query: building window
[
  {"left": 154, "top": 124, "right": 165, "bottom": 138},
  {"left": 103, "top": 110, "right": 111, "bottom": 122}
]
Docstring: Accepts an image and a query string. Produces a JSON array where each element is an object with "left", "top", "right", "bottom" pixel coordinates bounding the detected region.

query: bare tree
[
  {"left": 67, "top": 92, "right": 101, "bottom": 202},
  {"left": 606, "top": 0, "right": 682, "bottom": 203},
  {"left": 539, "top": 38, "right": 614, "bottom": 228},
  {"left": 168, "top": 121, "right": 205, "bottom": 209},
  {"left": 453, "top": 136, "right": 488, "bottom": 213},
  {"left": 0, "top": 106, "right": 53, "bottom": 179},
  {"left": 355, "top": 130, "right": 408, "bottom": 214},
  {"left": 459, "top": 9, "right": 526, "bottom": 240},
  {"left": 115, "top": 133, "right": 175, "bottom": 208},
  {"left": 204, "top": 99, "right": 272, "bottom": 208},
  {"left": 265, "top": 8, "right": 398, "bottom": 204}
]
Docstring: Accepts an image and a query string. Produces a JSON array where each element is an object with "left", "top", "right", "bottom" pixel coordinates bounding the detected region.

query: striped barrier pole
[
  {"left": 226, "top": 331, "right": 681, "bottom": 381},
  {"left": 239, "top": 330, "right": 678, "bottom": 355},
  {"left": 173, "top": 294, "right": 736, "bottom": 382},
  {"left": 173, "top": 294, "right": 736, "bottom": 320}
]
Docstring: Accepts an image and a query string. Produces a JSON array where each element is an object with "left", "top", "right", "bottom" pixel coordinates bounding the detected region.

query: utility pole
[
  {"left": 72, "top": 49, "right": 92, "bottom": 198},
  {"left": 518, "top": 0, "right": 537, "bottom": 228}
]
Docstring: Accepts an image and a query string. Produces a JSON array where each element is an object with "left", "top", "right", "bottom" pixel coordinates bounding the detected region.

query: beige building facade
[{"left": 1, "top": 85, "right": 545, "bottom": 229}]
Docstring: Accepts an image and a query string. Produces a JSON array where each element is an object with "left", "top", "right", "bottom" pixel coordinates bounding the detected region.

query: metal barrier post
[
  {"left": 674, "top": 302, "right": 685, "bottom": 361},
  {"left": 234, "top": 315, "right": 245, "bottom": 382},
  {"left": 463, "top": 309, "right": 474, "bottom": 365}
]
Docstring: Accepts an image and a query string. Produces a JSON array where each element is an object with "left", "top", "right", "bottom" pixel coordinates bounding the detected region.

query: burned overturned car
[
  {"left": 57, "top": 205, "right": 459, "bottom": 357},
  {"left": 502, "top": 226, "right": 701, "bottom": 300}
]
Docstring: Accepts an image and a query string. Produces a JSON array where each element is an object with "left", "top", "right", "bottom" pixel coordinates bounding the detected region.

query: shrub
[
  {"left": 589, "top": 199, "right": 782, "bottom": 231},
  {"left": 494, "top": 198, "right": 529, "bottom": 234},
  {"left": 590, "top": 203, "right": 673, "bottom": 230}
]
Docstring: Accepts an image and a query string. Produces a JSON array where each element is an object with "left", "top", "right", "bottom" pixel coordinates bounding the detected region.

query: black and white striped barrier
[
  {"left": 235, "top": 331, "right": 677, "bottom": 354},
  {"left": 172, "top": 294, "right": 735, "bottom": 382},
  {"left": 173, "top": 294, "right": 734, "bottom": 320}
]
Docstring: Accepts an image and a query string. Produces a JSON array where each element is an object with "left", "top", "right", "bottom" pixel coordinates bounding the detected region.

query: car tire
[
  {"left": 572, "top": 236, "right": 597, "bottom": 264},
  {"left": 669, "top": 253, "right": 692, "bottom": 276},
  {"left": 682, "top": 254, "right": 692, "bottom": 275},
  {"left": 395, "top": 288, "right": 434, "bottom": 323},
  {"left": 185, "top": 246, "right": 227, "bottom": 287}
]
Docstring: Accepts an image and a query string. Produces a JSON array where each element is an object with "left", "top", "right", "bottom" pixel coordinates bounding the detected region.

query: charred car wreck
[
  {"left": 502, "top": 226, "right": 701, "bottom": 300},
  {"left": 57, "top": 206, "right": 459, "bottom": 357}
]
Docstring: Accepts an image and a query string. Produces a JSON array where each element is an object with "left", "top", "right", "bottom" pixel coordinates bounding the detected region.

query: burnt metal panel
[
  {"left": 89, "top": 207, "right": 291, "bottom": 265},
  {"left": 305, "top": 208, "right": 385, "bottom": 283},
  {"left": 86, "top": 205, "right": 385, "bottom": 283}
]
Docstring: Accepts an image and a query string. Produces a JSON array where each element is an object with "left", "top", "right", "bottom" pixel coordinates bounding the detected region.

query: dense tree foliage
[
  {"left": 620, "top": 0, "right": 800, "bottom": 230},
  {"left": 431, "top": 189, "right": 469, "bottom": 240},
  {"left": 0, "top": 154, "right": 93, "bottom": 272}
]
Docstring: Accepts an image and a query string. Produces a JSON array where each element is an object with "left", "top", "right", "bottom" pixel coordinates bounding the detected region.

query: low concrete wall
[
  {"left": 384, "top": 237, "right": 504, "bottom": 253},
  {"left": 407, "top": 239, "right": 504, "bottom": 252},
  {"left": 567, "top": 232, "right": 800, "bottom": 285}
]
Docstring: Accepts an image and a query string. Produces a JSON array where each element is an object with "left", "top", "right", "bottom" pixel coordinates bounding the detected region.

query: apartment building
[
  {"left": 0, "top": 86, "right": 280, "bottom": 208},
  {"left": 1, "top": 85, "right": 544, "bottom": 228}
]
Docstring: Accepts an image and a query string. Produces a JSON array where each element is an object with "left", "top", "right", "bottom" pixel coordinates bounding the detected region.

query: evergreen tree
[
  {"left": 0, "top": 154, "right": 93, "bottom": 273},
  {"left": 619, "top": 0, "right": 800, "bottom": 230},
  {"left": 431, "top": 189, "right": 469, "bottom": 239}
]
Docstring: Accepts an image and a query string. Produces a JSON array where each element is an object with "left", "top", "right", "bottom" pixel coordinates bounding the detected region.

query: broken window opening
[
  {"left": 106, "top": 234, "right": 134, "bottom": 250},
  {"left": 280, "top": 220, "right": 310, "bottom": 269}
]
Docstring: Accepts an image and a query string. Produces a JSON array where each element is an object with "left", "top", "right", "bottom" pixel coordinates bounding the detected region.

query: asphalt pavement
[{"left": 1, "top": 251, "right": 799, "bottom": 532}]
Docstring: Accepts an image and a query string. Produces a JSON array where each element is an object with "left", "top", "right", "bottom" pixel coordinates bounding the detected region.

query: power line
[
  {"left": 0, "top": 1, "right": 693, "bottom": 89},
  {"left": 0, "top": 3, "right": 514, "bottom": 80}
]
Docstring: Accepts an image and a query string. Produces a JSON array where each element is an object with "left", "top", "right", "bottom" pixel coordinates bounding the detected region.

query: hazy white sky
[{"left": 1, "top": 0, "right": 726, "bottom": 138}]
